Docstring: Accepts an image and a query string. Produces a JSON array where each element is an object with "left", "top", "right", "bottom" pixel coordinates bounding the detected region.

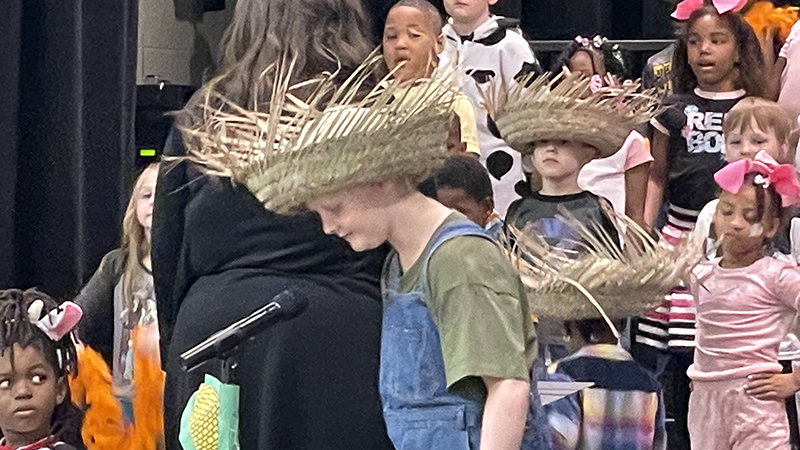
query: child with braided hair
[{"left": 0, "top": 288, "right": 83, "bottom": 450}]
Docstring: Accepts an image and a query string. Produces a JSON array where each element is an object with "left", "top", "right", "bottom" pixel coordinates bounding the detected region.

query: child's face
[
  {"left": 436, "top": 187, "right": 493, "bottom": 227},
  {"left": 0, "top": 344, "right": 66, "bottom": 447},
  {"left": 568, "top": 50, "right": 596, "bottom": 78},
  {"left": 532, "top": 140, "right": 596, "bottom": 183},
  {"left": 714, "top": 184, "right": 779, "bottom": 263},
  {"left": 725, "top": 119, "right": 789, "bottom": 163},
  {"left": 383, "top": 6, "right": 441, "bottom": 82},
  {"left": 136, "top": 165, "right": 158, "bottom": 231},
  {"left": 686, "top": 14, "right": 739, "bottom": 91},
  {"left": 308, "top": 183, "right": 394, "bottom": 252},
  {"left": 443, "top": 0, "right": 497, "bottom": 26}
]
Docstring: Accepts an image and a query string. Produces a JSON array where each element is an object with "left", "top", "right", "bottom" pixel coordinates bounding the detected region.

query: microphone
[{"left": 180, "top": 290, "right": 308, "bottom": 373}]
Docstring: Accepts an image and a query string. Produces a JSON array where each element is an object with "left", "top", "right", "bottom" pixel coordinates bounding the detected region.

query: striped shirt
[{"left": 636, "top": 287, "right": 696, "bottom": 350}]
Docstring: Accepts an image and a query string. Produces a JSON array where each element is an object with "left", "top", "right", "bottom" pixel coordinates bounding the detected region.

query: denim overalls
[{"left": 379, "top": 219, "right": 552, "bottom": 450}]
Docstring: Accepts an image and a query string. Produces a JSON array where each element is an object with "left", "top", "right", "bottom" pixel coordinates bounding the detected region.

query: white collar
[
  {"left": 694, "top": 87, "right": 747, "bottom": 100},
  {"left": 444, "top": 15, "right": 500, "bottom": 42}
]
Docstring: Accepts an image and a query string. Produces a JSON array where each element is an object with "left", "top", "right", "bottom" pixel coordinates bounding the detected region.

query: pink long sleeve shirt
[{"left": 688, "top": 257, "right": 800, "bottom": 381}]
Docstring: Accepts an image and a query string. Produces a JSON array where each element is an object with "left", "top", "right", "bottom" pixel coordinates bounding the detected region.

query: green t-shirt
[{"left": 387, "top": 213, "right": 537, "bottom": 402}]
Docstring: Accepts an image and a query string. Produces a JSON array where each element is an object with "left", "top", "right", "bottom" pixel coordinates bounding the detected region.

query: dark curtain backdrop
[{"left": 0, "top": 0, "right": 138, "bottom": 297}]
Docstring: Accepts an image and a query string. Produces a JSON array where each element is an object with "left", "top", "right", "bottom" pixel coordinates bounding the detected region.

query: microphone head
[{"left": 276, "top": 290, "right": 309, "bottom": 318}]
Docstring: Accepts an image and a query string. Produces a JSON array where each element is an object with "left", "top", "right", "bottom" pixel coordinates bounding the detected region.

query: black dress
[{"left": 152, "top": 130, "right": 393, "bottom": 450}]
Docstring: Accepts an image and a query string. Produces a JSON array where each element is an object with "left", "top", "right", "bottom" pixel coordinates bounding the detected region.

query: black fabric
[
  {"left": 557, "top": 356, "right": 661, "bottom": 393},
  {"left": 656, "top": 91, "right": 745, "bottom": 212},
  {"left": 153, "top": 130, "right": 393, "bottom": 450},
  {"left": 53, "top": 444, "right": 79, "bottom": 450},
  {"left": 0, "top": 0, "right": 138, "bottom": 296},
  {"left": 73, "top": 249, "right": 127, "bottom": 366},
  {"left": 641, "top": 44, "right": 674, "bottom": 96},
  {"left": 505, "top": 190, "right": 620, "bottom": 251},
  {"left": 0, "top": 0, "right": 22, "bottom": 290}
]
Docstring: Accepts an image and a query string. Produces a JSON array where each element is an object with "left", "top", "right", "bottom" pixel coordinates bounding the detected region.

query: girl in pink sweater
[{"left": 688, "top": 151, "right": 800, "bottom": 450}]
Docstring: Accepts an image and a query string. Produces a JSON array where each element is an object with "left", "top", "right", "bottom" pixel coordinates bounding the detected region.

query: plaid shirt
[{"left": 546, "top": 344, "right": 667, "bottom": 450}]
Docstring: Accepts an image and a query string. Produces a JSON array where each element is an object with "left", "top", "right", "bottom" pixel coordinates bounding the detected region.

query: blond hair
[
  {"left": 723, "top": 97, "right": 798, "bottom": 161},
  {"left": 120, "top": 163, "right": 158, "bottom": 310}
]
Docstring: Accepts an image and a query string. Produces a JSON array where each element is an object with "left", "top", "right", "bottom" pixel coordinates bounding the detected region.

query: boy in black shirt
[
  {"left": 487, "top": 73, "right": 657, "bottom": 251},
  {"left": 483, "top": 73, "right": 661, "bottom": 253},
  {"left": 505, "top": 139, "right": 620, "bottom": 251}
]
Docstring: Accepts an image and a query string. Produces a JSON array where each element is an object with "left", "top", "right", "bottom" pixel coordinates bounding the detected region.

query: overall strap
[
  {"left": 382, "top": 218, "right": 495, "bottom": 295},
  {"left": 416, "top": 219, "right": 494, "bottom": 295}
]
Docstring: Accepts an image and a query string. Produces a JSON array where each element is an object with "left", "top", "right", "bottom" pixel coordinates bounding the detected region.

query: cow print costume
[{"left": 439, "top": 16, "right": 541, "bottom": 215}]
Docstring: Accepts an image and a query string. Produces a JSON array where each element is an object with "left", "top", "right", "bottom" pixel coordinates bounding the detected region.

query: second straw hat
[{"left": 484, "top": 72, "right": 659, "bottom": 158}]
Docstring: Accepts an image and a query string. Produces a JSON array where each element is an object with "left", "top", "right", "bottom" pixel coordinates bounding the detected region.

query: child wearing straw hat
[
  {"left": 487, "top": 73, "right": 690, "bottom": 450},
  {"left": 495, "top": 74, "right": 654, "bottom": 254},
  {"left": 183, "top": 58, "right": 550, "bottom": 450}
]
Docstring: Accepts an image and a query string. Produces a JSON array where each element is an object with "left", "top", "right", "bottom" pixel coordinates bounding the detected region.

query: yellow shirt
[{"left": 393, "top": 82, "right": 480, "bottom": 155}]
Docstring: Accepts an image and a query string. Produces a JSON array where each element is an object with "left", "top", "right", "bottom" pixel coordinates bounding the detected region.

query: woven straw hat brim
[
  {"left": 515, "top": 254, "right": 691, "bottom": 320},
  {"left": 484, "top": 72, "right": 660, "bottom": 159},
  {"left": 496, "top": 108, "right": 632, "bottom": 158},
  {"left": 504, "top": 212, "right": 700, "bottom": 323},
  {"left": 244, "top": 109, "right": 451, "bottom": 213},
  {"left": 524, "top": 284, "right": 668, "bottom": 320},
  {"left": 182, "top": 56, "right": 458, "bottom": 214}
]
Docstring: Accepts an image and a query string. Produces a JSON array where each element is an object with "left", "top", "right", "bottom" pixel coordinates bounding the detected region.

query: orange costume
[{"left": 70, "top": 323, "right": 165, "bottom": 450}]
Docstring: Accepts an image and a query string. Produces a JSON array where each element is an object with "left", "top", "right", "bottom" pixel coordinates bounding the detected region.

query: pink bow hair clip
[
  {"left": 574, "top": 35, "right": 607, "bottom": 50},
  {"left": 671, "top": 0, "right": 748, "bottom": 20},
  {"left": 27, "top": 300, "right": 82, "bottom": 341},
  {"left": 575, "top": 35, "right": 590, "bottom": 47},
  {"left": 714, "top": 151, "right": 800, "bottom": 207}
]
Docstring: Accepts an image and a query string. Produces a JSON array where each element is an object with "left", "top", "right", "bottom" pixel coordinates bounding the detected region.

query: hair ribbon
[
  {"left": 714, "top": 150, "right": 800, "bottom": 206},
  {"left": 671, "top": 0, "right": 748, "bottom": 20},
  {"left": 27, "top": 300, "right": 83, "bottom": 341},
  {"left": 575, "top": 35, "right": 590, "bottom": 47},
  {"left": 574, "top": 35, "right": 607, "bottom": 50}
]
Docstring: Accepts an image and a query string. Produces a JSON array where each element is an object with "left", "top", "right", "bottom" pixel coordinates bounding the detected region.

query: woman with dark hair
[{"left": 151, "top": 1, "right": 394, "bottom": 449}]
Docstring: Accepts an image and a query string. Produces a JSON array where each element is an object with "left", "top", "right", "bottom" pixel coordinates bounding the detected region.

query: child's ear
[
  {"left": 435, "top": 33, "right": 444, "bottom": 54},
  {"left": 55, "top": 376, "right": 68, "bottom": 405},
  {"left": 765, "top": 216, "right": 781, "bottom": 239},
  {"left": 480, "top": 197, "right": 495, "bottom": 219}
]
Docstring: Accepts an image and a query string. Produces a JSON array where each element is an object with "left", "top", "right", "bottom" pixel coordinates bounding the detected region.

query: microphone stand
[
  {"left": 181, "top": 291, "right": 308, "bottom": 383},
  {"left": 198, "top": 301, "right": 279, "bottom": 384},
  {"left": 220, "top": 347, "right": 242, "bottom": 384},
  {"left": 178, "top": 291, "right": 307, "bottom": 450}
]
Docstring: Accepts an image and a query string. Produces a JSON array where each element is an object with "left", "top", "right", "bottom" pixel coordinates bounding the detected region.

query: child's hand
[{"left": 745, "top": 372, "right": 800, "bottom": 400}]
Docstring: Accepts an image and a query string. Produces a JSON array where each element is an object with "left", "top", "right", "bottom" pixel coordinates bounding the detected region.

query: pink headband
[
  {"left": 714, "top": 151, "right": 800, "bottom": 207},
  {"left": 671, "top": 0, "right": 748, "bottom": 20}
]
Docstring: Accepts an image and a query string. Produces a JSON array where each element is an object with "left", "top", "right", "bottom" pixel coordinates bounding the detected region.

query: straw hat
[
  {"left": 503, "top": 212, "right": 700, "bottom": 328},
  {"left": 483, "top": 72, "right": 660, "bottom": 158},
  {"left": 181, "top": 55, "right": 457, "bottom": 214}
]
